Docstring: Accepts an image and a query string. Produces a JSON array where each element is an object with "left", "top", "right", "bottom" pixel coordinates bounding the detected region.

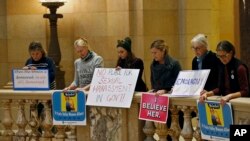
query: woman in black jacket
[{"left": 116, "top": 37, "right": 147, "bottom": 92}]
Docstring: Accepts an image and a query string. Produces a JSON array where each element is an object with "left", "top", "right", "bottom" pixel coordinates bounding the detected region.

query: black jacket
[
  {"left": 117, "top": 58, "right": 148, "bottom": 92},
  {"left": 192, "top": 51, "right": 220, "bottom": 91},
  {"left": 151, "top": 55, "right": 181, "bottom": 91}
]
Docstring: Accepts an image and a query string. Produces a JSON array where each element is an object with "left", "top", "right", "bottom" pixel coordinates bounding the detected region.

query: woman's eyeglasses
[{"left": 216, "top": 53, "right": 229, "bottom": 59}]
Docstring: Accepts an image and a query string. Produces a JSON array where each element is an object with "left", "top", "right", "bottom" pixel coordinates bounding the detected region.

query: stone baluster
[
  {"left": 29, "top": 100, "right": 41, "bottom": 141},
  {"left": 67, "top": 125, "right": 76, "bottom": 141},
  {"left": 192, "top": 108, "right": 201, "bottom": 141},
  {"left": 180, "top": 106, "right": 193, "bottom": 141},
  {"left": 40, "top": 100, "right": 53, "bottom": 139},
  {"left": 15, "top": 100, "right": 28, "bottom": 140},
  {"left": 143, "top": 121, "right": 156, "bottom": 141},
  {"left": 169, "top": 105, "right": 181, "bottom": 141},
  {"left": 1, "top": 99, "right": 14, "bottom": 140},
  {"left": 154, "top": 122, "right": 168, "bottom": 141},
  {"left": 55, "top": 125, "right": 66, "bottom": 139}
]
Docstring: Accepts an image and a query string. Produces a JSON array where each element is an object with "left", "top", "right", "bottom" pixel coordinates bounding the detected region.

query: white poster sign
[
  {"left": 86, "top": 68, "right": 139, "bottom": 108},
  {"left": 171, "top": 70, "right": 210, "bottom": 97},
  {"left": 12, "top": 69, "right": 49, "bottom": 90}
]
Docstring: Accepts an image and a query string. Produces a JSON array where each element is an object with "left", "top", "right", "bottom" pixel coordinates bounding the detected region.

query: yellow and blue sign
[
  {"left": 198, "top": 100, "right": 233, "bottom": 141},
  {"left": 52, "top": 91, "right": 86, "bottom": 125}
]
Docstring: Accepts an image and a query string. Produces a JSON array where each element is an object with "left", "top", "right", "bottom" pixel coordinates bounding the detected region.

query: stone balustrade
[{"left": 0, "top": 89, "right": 250, "bottom": 141}]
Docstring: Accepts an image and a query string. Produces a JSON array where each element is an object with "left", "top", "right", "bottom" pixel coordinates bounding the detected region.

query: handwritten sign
[
  {"left": 198, "top": 101, "right": 233, "bottom": 141},
  {"left": 12, "top": 69, "right": 49, "bottom": 90},
  {"left": 53, "top": 91, "right": 86, "bottom": 125},
  {"left": 86, "top": 68, "right": 139, "bottom": 108},
  {"left": 139, "top": 93, "right": 169, "bottom": 123},
  {"left": 171, "top": 70, "right": 210, "bottom": 97}
]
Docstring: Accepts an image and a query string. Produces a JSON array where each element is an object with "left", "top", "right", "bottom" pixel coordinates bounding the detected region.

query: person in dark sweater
[
  {"left": 23, "top": 41, "right": 56, "bottom": 133},
  {"left": 191, "top": 34, "right": 220, "bottom": 91},
  {"left": 200, "top": 40, "right": 249, "bottom": 105},
  {"left": 24, "top": 41, "right": 56, "bottom": 89},
  {"left": 150, "top": 39, "right": 181, "bottom": 140},
  {"left": 116, "top": 37, "right": 147, "bottom": 92},
  {"left": 150, "top": 39, "right": 181, "bottom": 94}
]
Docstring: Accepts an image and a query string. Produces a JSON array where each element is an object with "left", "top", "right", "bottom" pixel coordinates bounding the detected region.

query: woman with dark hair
[
  {"left": 116, "top": 37, "right": 147, "bottom": 92},
  {"left": 23, "top": 41, "right": 56, "bottom": 89},
  {"left": 200, "top": 40, "right": 249, "bottom": 105}
]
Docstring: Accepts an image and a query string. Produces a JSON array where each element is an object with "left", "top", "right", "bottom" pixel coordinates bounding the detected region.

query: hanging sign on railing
[
  {"left": 197, "top": 100, "right": 233, "bottom": 141},
  {"left": 52, "top": 90, "right": 86, "bottom": 125},
  {"left": 12, "top": 69, "right": 49, "bottom": 90},
  {"left": 86, "top": 68, "right": 139, "bottom": 108},
  {"left": 139, "top": 93, "right": 169, "bottom": 123}
]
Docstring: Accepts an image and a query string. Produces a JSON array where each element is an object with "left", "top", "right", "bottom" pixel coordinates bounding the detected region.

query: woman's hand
[
  {"left": 199, "top": 90, "right": 208, "bottom": 103},
  {"left": 155, "top": 89, "right": 167, "bottom": 96},
  {"left": 115, "top": 66, "right": 122, "bottom": 70},
  {"left": 63, "top": 87, "right": 70, "bottom": 92},
  {"left": 23, "top": 66, "right": 29, "bottom": 69},
  {"left": 220, "top": 95, "right": 231, "bottom": 105},
  {"left": 199, "top": 93, "right": 207, "bottom": 103}
]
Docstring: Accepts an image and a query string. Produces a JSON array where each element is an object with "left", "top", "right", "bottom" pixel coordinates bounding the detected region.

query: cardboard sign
[
  {"left": 171, "top": 70, "right": 210, "bottom": 97},
  {"left": 198, "top": 101, "right": 233, "bottom": 141},
  {"left": 139, "top": 93, "right": 169, "bottom": 123},
  {"left": 12, "top": 69, "right": 49, "bottom": 90},
  {"left": 52, "top": 91, "right": 86, "bottom": 125},
  {"left": 86, "top": 68, "right": 139, "bottom": 108}
]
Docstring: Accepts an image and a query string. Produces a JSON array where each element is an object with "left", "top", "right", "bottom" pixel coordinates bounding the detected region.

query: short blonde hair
[
  {"left": 191, "top": 34, "right": 208, "bottom": 48},
  {"left": 74, "top": 37, "right": 89, "bottom": 48}
]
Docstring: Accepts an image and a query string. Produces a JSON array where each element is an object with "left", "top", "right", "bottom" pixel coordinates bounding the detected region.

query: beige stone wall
[{"left": 0, "top": 0, "right": 239, "bottom": 89}]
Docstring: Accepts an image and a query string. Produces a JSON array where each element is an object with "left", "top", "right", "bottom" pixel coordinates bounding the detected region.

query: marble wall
[{"left": 0, "top": 0, "right": 239, "bottom": 89}]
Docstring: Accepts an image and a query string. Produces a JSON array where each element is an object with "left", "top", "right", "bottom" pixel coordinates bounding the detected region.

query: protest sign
[
  {"left": 86, "top": 68, "right": 139, "bottom": 108},
  {"left": 171, "top": 70, "right": 210, "bottom": 97},
  {"left": 198, "top": 100, "right": 233, "bottom": 141},
  {"left": 12, "top": 69, "right": 49, "bottom": 90},
  {"left": 139, "top": 93, "right": 169, "bottom": 123},
  {"left": 52, "top": 91, "right": 86, "bottom": 125}
]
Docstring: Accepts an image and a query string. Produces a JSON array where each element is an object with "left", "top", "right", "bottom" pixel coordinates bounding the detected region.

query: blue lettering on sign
[{"left": 175, "top": 78, "right": 203, "bottom": 85}]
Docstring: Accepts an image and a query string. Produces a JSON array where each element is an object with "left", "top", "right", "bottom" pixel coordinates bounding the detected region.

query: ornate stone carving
[
  {"left": 89, "top": 107, "right": 122, "bottom": 141},
  {"left": 40, "top": 100, "right": 53, "bottom": 138},
  {"left": 1, "top": 100, "right": 14, "bottom": 136},
  {"left": 180, "top": 106, "right": 193, "bottom": 141},
  {"left": 55, "top": 125, "right": 66, "bottom": 139},
  {"left": 169, "top": 105, "right": 181, "bottom": 141},
  {"left": 154, "top": 122, "right": 168, "bottom": 141},
  {"left": 29, "top": 100, "right": 41, "bottom": 141},
  {"left": 16, "top": 100, "right": 28, "bottom": 137},
  {"left": 143, "top": 121, "right": 156, "bottom": 141}
]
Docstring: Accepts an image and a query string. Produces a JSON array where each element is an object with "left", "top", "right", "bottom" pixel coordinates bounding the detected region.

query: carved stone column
[
  {"left": 154, "top": 122, "right": 168, "bottom": 141},
  {"left": 180, "top": 106, "right": 193, "bottom": 141},
  {"left": 192, "top": 108, "right": 201, "bottom": 141},
  {"left": 40, "top": 100, "right": 53, "bottom": 138},
  {"left": 41, "top": 2, "right": 65, "bottom": 89},
  {"left": 143, "top": 121, "right": 156, "bottom": 141},
  {"left": 67, "top": 125, "right": 76, "bottom": 140},
  {"left": 29, "top": 100, "right": 41, "bottom": 141},
  {"left": 2, "top": 100, "right": 14, "bottom": 136},
  {"left": 55, "top": 125, "right": 66, "bottom": 139},
  {"left": 15, "top": 100, "right": 28, "bottom": 138},
  {"left": 169, "top": 105, "right": 181, "bottom": 141}
]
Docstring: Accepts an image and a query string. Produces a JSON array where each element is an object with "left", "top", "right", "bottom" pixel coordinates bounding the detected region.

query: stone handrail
[{"left": 0, "top": 89, "right": 250, "bottom": 141}]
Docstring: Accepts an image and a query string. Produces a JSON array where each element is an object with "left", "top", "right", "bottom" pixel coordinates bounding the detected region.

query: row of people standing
[{"left": 23, "top": 35, "right": 249, "bottom": 103}]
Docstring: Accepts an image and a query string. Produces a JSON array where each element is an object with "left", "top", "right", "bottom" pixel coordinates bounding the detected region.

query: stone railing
[{"left": 0, "top": 89, "right": 250, "bottom": 141}]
